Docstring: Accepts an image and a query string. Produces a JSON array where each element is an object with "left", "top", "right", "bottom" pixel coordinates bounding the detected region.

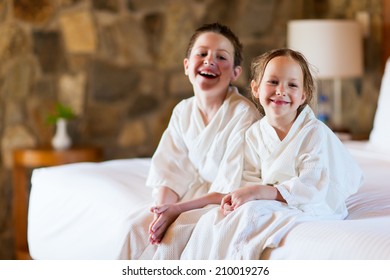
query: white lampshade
[{"left": 287, "top": 20, "right": 363, "bottom": 79}]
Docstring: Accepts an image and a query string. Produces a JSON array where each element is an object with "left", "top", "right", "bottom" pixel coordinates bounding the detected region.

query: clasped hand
[{"left": 149, "top": 203, "right": 182, "bottom": 245}]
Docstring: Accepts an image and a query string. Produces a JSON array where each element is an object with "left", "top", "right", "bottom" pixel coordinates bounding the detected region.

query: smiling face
[
  {"left": 251, "top": 55, "right": 306, "bottom": 124},
  {"left": 183, "top": 32, "right": 241, "bottom": 97}
]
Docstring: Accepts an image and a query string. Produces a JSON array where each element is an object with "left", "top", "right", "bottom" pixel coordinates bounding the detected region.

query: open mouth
[{"left": 199, "top": 71, "right": 218, "bottom": 79}]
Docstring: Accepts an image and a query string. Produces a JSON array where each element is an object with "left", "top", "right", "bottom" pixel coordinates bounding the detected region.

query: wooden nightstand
[{"left": 12, "top": 146, "right": 103, "bottom": 260}]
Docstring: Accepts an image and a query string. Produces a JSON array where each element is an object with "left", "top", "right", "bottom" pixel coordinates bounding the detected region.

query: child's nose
[
  {"left": 204, "top": 55, "right": 215, "bottom": 65},
  {"left": 276, "top": 86, "right": 287, "bottom": 96}
]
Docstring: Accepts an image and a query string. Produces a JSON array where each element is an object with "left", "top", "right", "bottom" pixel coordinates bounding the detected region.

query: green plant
[{"left": 46, "top": 103, "right": 75, "bottom": 125}]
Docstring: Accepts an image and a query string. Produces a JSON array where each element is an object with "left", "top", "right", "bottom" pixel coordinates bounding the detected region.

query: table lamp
[{"left": 287, "top": 19, "right": 363, "bottom": 130}]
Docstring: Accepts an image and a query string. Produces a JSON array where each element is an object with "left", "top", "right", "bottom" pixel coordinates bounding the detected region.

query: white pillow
[{"left": 369, "top": 58, "right": 390, "bottom": 152}]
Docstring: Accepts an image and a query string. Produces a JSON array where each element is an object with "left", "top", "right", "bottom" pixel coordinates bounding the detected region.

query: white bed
[
  {"left": 27, "top": 141, "right": 390, "bottom": 260},
  {"left": 27, "top": 58, "right": 390, "bottom": 260}
]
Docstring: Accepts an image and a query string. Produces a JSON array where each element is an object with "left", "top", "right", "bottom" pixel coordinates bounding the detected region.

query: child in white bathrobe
[
  {"left": 127, "top": 23, "right": 259, "bottom": 259},
  {"left": 178, "top": 48, "right": 364, "bottom": 259},
  {"left": 222, "top": 48, "right": 363, "bottom": 216}
]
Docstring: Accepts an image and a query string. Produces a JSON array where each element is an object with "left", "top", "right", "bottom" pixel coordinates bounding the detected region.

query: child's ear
[
  {"left": 183, "top": 58, "right": 189, "bottom": 75},
  {"left": 300, "top": 91, "right": 307, "bottom": 105},
  {"left": 250, "top": 80, "right": 259, "bottom": 98},
  {"left": 231, "top": 66, "right": 242, "bottom": 81}
]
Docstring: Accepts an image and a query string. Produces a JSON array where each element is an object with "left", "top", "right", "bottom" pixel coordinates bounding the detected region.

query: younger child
[
  {"left": 221, "top": 48, "right": 363, "bottom": 217},
  {"left": 179, "top": 48, "right": 364, "bottom": 259}
]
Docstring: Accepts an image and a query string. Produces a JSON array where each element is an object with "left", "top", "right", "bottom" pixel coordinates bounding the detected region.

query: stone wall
[{"left": 0, "top": 0, "right": 383, "bottom": 259}]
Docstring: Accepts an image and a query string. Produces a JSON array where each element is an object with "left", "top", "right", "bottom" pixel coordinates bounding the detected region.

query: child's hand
[
  {"left": 220, "top": 193, "right": 234, "bottom": 215},
  {"left": 220, "top": 186, "right": 259, "bottom": 214},
  {"left": 148, "top": 204, "right": 182, "bottom": 245}
]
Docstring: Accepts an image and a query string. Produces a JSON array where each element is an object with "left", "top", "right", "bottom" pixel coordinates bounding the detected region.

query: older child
[
  {"left": 179, "top": 48, "right": 363, "bottom": 259},
  {"left": 127, "top": 23, "right": 259, "bottom": 259}
]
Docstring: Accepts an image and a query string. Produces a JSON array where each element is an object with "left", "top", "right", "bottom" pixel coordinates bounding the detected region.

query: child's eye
[
  {"left": 197, "top": 52, "right": 207, "bottom": 57},
  {"left": 268, "top": 80, "right": 278, "bottom": 85},
  {"left": 217, "top": 55, "right": 226, "bottom": 60},
  {"left": 289, "top": 83, "right": 298, "bottom": 88}
]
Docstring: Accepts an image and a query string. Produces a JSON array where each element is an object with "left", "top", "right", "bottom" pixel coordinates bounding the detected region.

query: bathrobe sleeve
[
  {"left": 146, "top": 101, "right": 198, "bottom": 198},
  {"left": 274, "top": 123, "right": 363, "bottom": 217}
]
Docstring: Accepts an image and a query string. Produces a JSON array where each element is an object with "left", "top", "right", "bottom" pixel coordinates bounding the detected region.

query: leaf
[{"left": 46, "top": 103, "right": 75, "bottom": 125}]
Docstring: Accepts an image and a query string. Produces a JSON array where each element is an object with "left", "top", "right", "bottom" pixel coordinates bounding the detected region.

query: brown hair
[
  {"left": 185, "top": 22, "right": 243, "bottom": 67},
  {"left": 250, "top": 48, "right": 315, "bottom": 114}
]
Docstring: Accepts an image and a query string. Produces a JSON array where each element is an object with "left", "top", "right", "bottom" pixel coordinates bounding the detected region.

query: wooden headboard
[{"left": 384, "top": 0, "right": 390, "bottom": 68}]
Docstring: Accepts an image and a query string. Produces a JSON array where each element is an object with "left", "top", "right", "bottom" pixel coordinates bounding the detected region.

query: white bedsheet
[
  {"left": 28, "top": 158, "right": 153, "bottom": 259},
  {"left": 28, "top": 141, "right": 390, "bottom": 259}
]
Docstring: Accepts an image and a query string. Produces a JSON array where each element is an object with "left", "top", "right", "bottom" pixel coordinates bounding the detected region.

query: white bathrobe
[
  {"left": 147, "top": 86, "right": 260, "bottom": 198},
  {"left": 177, "top": 105, "right": 364, "bottom": 259},
  {"left": 126, "top": 86, "right": 259, "bottom": 259}
]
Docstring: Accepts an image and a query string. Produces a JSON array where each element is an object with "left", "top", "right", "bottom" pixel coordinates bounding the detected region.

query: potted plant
[{"left": 46, "top": 103, "right": 75, "bottom": 150}]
